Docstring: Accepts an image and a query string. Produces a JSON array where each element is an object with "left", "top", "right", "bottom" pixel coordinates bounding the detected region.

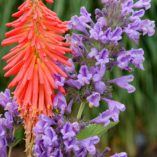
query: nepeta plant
[{"left": 0, "top": 0, "right": 155, "bottom": 157}]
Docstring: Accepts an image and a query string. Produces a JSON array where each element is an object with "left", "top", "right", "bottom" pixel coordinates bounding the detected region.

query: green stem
[
  {"left": 8, "top": 146, "right": 13, "bottom": 157},
  {"left": 77, "top": 102, "right": 85, "bottom": 120},
  {"left": 8, "top": 127, "right": 16, "bottom": 157}
]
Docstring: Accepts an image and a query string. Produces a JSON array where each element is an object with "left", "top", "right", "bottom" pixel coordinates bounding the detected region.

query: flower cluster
[
  {"left": 0, "top": 89, "right": 20, "bottom": 157},
  {"left": 65, "top": 0, "right": 155, "bottom": 126},
  {"left": 33, "top": 114, "right": 101, "bottom": 157}
]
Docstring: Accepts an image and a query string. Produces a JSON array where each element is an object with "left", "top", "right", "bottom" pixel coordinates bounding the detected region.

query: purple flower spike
[
  {"left": 87, "top": 92, "right": 101, "bottom": 107},
  {"left": 109, "top": 75, "right": 136, "bottom": 93}
]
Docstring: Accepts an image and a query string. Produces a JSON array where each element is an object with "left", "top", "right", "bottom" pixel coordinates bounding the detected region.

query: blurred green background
[{"left": 0, "top": 0, "right": 157, "bottom": 157}]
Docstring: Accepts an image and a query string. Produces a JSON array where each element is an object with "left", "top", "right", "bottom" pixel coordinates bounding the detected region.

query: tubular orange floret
[{"left": 1, "top": 0, "right": 70, "bottom": 155}]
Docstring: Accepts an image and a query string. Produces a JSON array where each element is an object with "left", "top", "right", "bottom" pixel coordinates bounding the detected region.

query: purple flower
[
  {"left": 0, "top": 89, "right": 18, "bottom": 116},
  {"left": 33, "top": 115, "right": 54, "bottom": 134},
  {"left": 95, "top": 48, "right": 109, "bottom": 65},
  {"left": 69, "top": 7, "right": 92, "bottom": 35},
  {"left": 124, "top": 21, "right": 141, "bottom": 43},
  {"left": 133, "top": 0, "right": 151, "bottom": 10},
  {"left": 109, "top": 75, "right": 136, "bottom": 93},
  {"left": 130, "top": 9, "right": 145, "bottom": 21},
  {"left": 140, "top": 19, "right": 155, "bottom": 36},
  {"left": 88, "top": 48, "right": 98, "bottom": 58},
  {"left": 104, "top": 27, "right": 123, "bottom": 44},
  {"left": 91, "top": 64, "right": 106, "bottom": 82},
  {"left": 52, "top": 149, "right": 63, "bottom": 157},
  {"left": 0, "top": 89, "right": 20, "bottom": 157},
  {"left": 91, "top": 109, "right": 120, "bottom": 126},
  {"left": 91, "top": 98, "right": 125, "bottom": 126},
  {"left": 78, "top": 65, "right": 92, "bottom": 86},
  {"left": 34, "top": 116, "right": 59, "bottom": 157},
  {"left": 0, "top": 89, "right": 11, "bottom": 107},
  {"left": 87, "top": 92, "right": 101, "bottom": 107},
  {"left": 66, "top": 79, "right": 82, "bottom": 89},
  {"left": 103, "top": 98, "right": 126, "bottom": 112},
  {"left": 69, "top": 16, "right": 88, "bottom": 34},
  {"left": 121, "top": 0, "right": 133, "bottom": 16},
  {"left": 90, "top": 17, "right": 107, "bottom": 40},
  {"left": 0, "top": 126, "right": 7, "bottom": 157},
  {"left": 61, "top": 122, "right": 80, "bottom": 140},
  {"left": 42, "top": 127, "right": 58, "bottom": 147},
  {"left": 94, "top": 81, "right": 106, "bottom": 94},
  {"left": 66, "top": 33, "right": 84, "bottom": 57},
  {"left": 80, "top": 136, "right": 100, "bottom": 155},
  {"left": 4, "top": 112, "right": 13, "bottom": 130},
  {"left": 91, "top": 99, "right": 126, "bottom": 126},
  {"left": 65, "top": 99, "right": 74, "bottom": 114},
  {"left": 117, "top": 49, "right": 144, "bottom": 70},
  {"left": 55, "top": 75, "right": 65, "bottom": 88},
  {"left": 53, "top": 92, "right": 67, "bottom": 114},
  {"left": 111, "top": 152, "right": 127, "bottom": 157},
  {"left": 80, "top": 7, "right": 92, "bottom": 23},
  {"left": 65, "top": 59, "right": 75, "bottom": 73}
]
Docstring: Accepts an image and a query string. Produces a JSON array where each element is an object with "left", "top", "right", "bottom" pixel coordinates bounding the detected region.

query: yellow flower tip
[{"left": 89, "top": 103, "right": 94, "bottom": 108}]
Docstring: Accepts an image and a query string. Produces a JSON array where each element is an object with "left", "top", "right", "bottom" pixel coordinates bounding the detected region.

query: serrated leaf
[{"left": 76, "top": 122, "right": 117, "bottom": 140}]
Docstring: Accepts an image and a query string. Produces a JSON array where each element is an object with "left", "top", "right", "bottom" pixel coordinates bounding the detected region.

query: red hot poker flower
[{"left": 1, "top": 0, "right": 71, "bottom": 154}]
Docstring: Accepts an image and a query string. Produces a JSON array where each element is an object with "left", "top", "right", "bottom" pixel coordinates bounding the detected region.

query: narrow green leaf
[{"left": 76, "top": 122, "right": 117, "bottom": 140}]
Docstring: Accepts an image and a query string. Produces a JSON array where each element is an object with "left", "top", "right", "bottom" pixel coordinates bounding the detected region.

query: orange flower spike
[{"left": 1, "top": 0, "right": 71, "bottom": 155}]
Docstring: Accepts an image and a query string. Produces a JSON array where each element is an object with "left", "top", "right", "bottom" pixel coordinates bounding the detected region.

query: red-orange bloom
[{"left": 1, "top": 0, "right": 71, "bottom": 151}]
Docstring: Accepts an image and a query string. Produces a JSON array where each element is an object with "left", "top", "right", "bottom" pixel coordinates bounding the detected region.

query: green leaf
[
  {"left": 76, "top": 122, "right": 117, "bottom": 140},
  {"left": 15, "top": 127, "right": 25, "bottom": 141}
]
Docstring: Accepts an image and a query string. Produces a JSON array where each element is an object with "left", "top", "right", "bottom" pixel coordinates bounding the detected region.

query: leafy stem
[{"left": 8, "top": 127, "right": 21, "bottom": 157}]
